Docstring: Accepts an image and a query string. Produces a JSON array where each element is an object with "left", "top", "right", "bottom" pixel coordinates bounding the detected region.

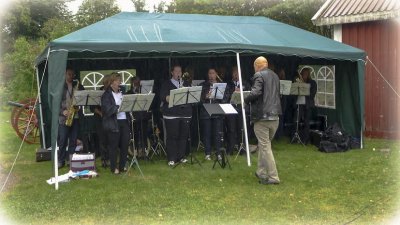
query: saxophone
[{"left": 65, "top": 80, "right": 79, "bottom": 127}]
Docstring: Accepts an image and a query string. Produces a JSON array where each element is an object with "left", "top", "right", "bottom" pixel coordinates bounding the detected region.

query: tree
[
  {"left": 75, "top": 0, "right": 121, "bottom": 28},
  {"left": 167, "top": 0, "right": 331, "bottom": 37},
  {"left": 131, "top": 0, "right": 148, "bottom": 12},
  {"left": 3, "top": 37, "right": 46, "bottom": 101},
  {"left": 1, "top": 0, "right": 71, "bottom": 55},
  {"left": 257, "top": 0, "right": 331, "bottom": 37}
]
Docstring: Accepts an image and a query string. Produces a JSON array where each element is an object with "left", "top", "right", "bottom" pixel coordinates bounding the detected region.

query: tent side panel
[{"left": 48, "top": 51, "right": 68, "bottom": 158}]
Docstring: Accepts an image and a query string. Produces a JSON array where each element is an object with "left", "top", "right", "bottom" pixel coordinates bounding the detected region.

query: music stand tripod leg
[
  {"left": 234, "top": 128, "right": 245, "bottom": 161},
  {"left": 290, "top": 104, "right": 305, "bottom": 146},
  {"left": 125, "top": 114, "right": 144, "bottom": 177}
]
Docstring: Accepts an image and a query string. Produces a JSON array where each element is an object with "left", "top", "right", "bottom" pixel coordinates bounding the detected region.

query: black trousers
[
  {"left": 133, "top": 118, "right": 149, "bottom": 153},
  {"left": 106, "top": 119, "right": 130, "bottom": 172},
  {"left": 164, "top": 118, "right": 191, "bottom": 162},
  {"left": 94, "top": 118, "right": 108, "bottom": 160},
  {"left": 57, "top": 119, "right": 79, "bottom": 164},
  {"left": 225, "top": 114, "right": 244, "bottom": 154},
  {"left": 201, "top": 117, "right": 223, "bottom": 156},
  {"left": 299, "top": 105, "right": 312, "bottom": 144}
]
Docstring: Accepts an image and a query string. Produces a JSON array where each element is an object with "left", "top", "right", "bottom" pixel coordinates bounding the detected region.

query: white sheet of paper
[
  {"left": 219, "top": 104, "right": 238, "bottom": 114},
  {"left": 279, "top": 80, "right": 292, "bottom": 95},
  {"left": 210, "top": 83, "right": 227, "bottom": 100},
  {"left": 140, "top": 80, "right": 154, "bottom": 94}
]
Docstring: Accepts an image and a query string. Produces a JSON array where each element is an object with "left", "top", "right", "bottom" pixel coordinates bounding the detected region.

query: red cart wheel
[{"left": 13, "top": 99, "right": 40, "bottom": 144}]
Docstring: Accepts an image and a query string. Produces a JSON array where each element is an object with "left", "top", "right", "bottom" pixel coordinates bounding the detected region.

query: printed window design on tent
[
  {"left": 299, "top": 65, "right": 336, "bottom": 109},
  {"left": 80, "top": 69, "right": 136, "bottom": 115}
]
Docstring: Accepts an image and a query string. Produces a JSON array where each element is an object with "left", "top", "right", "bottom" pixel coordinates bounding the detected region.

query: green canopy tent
[{"left": 35, "top": 12, "right": 365, "bottom": 189}]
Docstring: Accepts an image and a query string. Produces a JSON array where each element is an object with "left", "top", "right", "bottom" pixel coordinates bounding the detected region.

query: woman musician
[
  {"left": 160, "top": 64, "right": 192, "bottom": 166},
  {"left": 101, "top": 72, "right": 130, "bottom": 174},
  {"left": 199, "top": 67, "right": 227, "bottom": 161}
]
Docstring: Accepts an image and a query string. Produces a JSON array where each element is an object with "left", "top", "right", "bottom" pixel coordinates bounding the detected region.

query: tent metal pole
[
  {"left": 236, "top": 52, "right": 251, "bottom": 167},
  {"left": 35, "top": 67, "right": 46, "bottom": 150}
]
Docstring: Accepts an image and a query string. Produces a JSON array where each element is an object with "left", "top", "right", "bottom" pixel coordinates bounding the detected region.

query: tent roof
[{"left": 36, "top": 12, "right": 365, "bottom": 64}]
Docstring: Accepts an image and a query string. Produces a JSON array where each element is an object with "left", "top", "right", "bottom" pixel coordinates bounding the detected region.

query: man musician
[
  {"left": 160, "top": 65, "right": 192, "bottom": 166},
  {"left": 57, "top": 68, "right": 84, "bottom": 168}
]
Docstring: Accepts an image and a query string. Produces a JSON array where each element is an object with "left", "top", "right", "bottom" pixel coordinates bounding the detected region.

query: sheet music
[
  {"left": 290, "top": 83, "right": 310, "bottom": 96},
  {"left": 230, "top": 91, "right": 250, "bottom": 104},
  {"left": 119, "top": 94, "right": 155, "bottom": 112},
  {"left": 219, "top": 104, "right": 238, "bottom": 114},
  {"left": 169, "top": 87, "right": 189, "bottom": 108},
  {"left": 140, "top": 80, "right": 154, "bottom": 94},
  {"left": 74, "top": 90, "right": 104, "bottom": 106},
  {"left": 168, "top": 86, "right": 202, "bottom": 108},
  {"left": 279, "top": 80, "right": 292, "bottom": 95},
  {"left": 210, "top": 83, "right": 227, "bottom": 100},
  {"left": 192, "top": 80, "right": 205, "bottom": 86}
]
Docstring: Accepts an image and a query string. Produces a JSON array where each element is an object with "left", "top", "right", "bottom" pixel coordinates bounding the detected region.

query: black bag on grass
[{"left": 319, "top": 123, "right": 350, "bottom": 153}]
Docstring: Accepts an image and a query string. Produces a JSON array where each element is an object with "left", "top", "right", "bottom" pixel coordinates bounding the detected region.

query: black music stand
[
  {"left": 119, "top": 93, "right": 155, "bottom": 177},
  {"left": 168, "top": 86, "right": 203, "bottom": 167},
  {"left": 290, "top": 83, "right": 310, "bottom": 146},
  {"left": 203, "top": 103, "right": 237, "bottom": 170}
]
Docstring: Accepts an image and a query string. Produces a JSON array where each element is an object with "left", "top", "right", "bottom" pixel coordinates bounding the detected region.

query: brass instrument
[
  {"left": 216, "top": 73, "right": 223, "bottom": 82},
  {"left": 65, "top": 80, "right": 79, "bottom": 127},
  {"left": 182, "top": 72, "right": 191, "bottom": 84}
]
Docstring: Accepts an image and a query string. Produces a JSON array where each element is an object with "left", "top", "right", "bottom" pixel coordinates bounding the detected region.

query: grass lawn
[{"left": 0, "top": 111, "right": 399, "bottom": 225}]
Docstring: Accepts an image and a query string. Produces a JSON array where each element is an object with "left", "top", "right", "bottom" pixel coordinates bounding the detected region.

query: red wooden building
[{"left": 313, "top": 0, "right": 400, "bottom": 139}]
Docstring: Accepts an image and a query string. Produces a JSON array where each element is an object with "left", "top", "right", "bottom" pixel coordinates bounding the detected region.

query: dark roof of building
[{"left": 312, "top": 0, "right": 400, "bottom": 26}]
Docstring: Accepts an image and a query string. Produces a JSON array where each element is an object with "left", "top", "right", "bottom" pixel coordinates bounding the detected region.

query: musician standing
[
  {"left": 57, "top": 68, "right": 83, "bottom": 168},
  {"left": 160, "top": 65, "right": 192, "bottom": 166},
  {"left": 298, "top": 68, "right": 317, "bottom": 144},
  {"left": 225, "top": 66, "right": 250, "bottom": 155},
  {"left": 200, "top": 67, "right": 226, "bottom": 161},
  {"left": 101, "top": 73, "right": 130, "bottom": 174}
]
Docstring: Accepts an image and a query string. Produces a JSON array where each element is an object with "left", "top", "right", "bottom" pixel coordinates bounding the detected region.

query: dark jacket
[
  {"left": 306, "top": 79, "right": 317, "bottom": 108},
  {"left": 159, "top": 79, "right": 192, "bottom": 117},
  {"left": 199, "top": 81, "right": 229, "bottom": 119},
  {"left": 245, "top": 68, "right": 282, "bottom": 121},
  {"left": 101, "top": 87, "right": 124, "bottom": 132}
]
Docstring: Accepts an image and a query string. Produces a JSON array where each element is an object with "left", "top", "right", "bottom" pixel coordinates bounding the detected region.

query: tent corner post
[{"left": 236, "top": 52, "right": 251, "bottom": 167}]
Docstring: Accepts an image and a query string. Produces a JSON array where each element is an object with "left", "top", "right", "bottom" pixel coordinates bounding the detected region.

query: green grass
[{"left": 0, "top": 111, "right": 399, "bottom": 225}]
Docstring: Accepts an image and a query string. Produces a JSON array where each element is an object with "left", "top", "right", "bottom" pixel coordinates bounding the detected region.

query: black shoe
[{"left": 259, "top": 178, "right": 280, "bottom": 185}]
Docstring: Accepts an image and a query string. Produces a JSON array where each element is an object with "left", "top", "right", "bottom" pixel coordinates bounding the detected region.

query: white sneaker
[
  {"left": 180, "top": 158, "right": 188, "bottom": 163},
  {"left": 168, "top": 161, "right": 175, "bottom": 166},
  {"left": 217, "top": 154, "right": 222, "bottom": 161},
  {"left": 205, "top": 155, "right": 211, "bottom": 161}
]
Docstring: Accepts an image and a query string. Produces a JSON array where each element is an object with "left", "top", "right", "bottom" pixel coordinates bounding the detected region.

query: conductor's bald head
[{"left": 253, "top": 56, "right": 268, "bottom": 72}]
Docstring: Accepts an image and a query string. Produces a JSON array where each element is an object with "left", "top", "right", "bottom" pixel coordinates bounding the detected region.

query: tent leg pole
[
  {"left": 236, "top": 52, "right": 251, "bottom": 167},
  {"left": 35, "top": 67, "right": 47, "bottom": 149},
  {"left": 54, "top": 142, "right": 59, "bottom": 190}
]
